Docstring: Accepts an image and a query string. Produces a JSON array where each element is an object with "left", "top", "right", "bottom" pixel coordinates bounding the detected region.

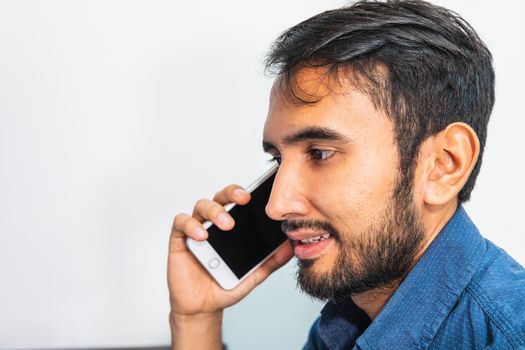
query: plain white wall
[{"left": 0, "top": 1, "right": 523, "bottom": 349}]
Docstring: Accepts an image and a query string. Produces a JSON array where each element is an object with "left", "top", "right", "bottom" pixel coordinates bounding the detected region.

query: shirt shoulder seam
[{"left": 466, "top": 281, "right": 524, "bottom": 347}]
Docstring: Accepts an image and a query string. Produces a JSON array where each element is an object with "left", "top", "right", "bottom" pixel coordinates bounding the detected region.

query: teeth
[
  {"left": 300, "top": 233, "right": 331, "bottom": 244},
  {"left": 300, "top": 236, "right": 319, "bottom": 244}
]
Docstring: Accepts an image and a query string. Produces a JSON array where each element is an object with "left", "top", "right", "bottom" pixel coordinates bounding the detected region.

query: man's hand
[{"left": 168, "top": 184, "right": 293, "bottom": 349}]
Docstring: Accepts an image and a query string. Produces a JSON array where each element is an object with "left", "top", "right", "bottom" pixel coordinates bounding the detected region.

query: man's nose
[{"left": 265, "top": 163, "right": 309, "bottom": 221}]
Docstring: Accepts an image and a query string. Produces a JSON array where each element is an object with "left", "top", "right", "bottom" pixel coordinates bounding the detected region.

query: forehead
[{"left": 263, "top": 67, "right": 392, "bottom": 145}]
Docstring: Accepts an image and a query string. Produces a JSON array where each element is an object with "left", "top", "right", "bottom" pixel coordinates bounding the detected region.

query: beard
[{"left": 285, "top": 172, "right": 425, "bottom": 301}]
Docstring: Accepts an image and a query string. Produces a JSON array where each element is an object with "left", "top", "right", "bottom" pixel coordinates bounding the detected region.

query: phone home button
[{"left": 208, "top": 258, "right": 220, "bottom": 269}]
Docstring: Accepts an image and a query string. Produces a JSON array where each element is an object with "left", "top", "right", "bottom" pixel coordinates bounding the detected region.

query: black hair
[{"left": 265, "top": 0, "right": 495, "bottom": 202}]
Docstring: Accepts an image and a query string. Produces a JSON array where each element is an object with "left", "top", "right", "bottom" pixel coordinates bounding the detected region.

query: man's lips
[
  {"left": 281, "top": 219, "right": 340, "bottom": 242},
  {"left": 284, "top": 230, "right": 335, "bottom": 259},
  {"left": 284, "top": 230, "right": 332, "bottom": 243}
]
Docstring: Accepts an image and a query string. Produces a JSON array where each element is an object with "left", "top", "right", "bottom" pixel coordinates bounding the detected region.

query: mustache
[{"left": 281, "top": 219, "right": 341, "bottom": 241}]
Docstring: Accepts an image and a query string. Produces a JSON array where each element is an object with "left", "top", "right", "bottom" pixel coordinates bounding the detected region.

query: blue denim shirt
[{"left": 304, "top": 206, "right": 525, "bottom": 349}]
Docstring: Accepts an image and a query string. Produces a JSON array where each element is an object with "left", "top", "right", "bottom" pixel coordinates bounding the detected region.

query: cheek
[{"left": 310, "top": 155, "right": 399, "bottom": 225}]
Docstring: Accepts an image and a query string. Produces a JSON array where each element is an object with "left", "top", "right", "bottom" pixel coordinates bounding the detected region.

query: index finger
[{"left": 212, "top": 184, "right": 251, "bottom": 206}]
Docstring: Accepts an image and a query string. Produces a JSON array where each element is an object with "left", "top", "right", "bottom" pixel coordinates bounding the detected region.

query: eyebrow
[{"left": 262, "top": 126, "right": 351, "bottom": 152}]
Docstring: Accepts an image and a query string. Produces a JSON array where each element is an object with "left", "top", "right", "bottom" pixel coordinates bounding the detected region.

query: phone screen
[{"left": 206, "top": 173, "right": 287, "bottom": 279}]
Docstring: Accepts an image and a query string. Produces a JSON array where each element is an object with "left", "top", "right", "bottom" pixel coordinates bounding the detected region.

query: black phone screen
[{"left": 206, "top": 173, "right": 287, "bottom": 279}]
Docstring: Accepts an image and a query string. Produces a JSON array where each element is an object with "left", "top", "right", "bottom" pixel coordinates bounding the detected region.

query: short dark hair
[{"left": 265, "top": 0, "right": 495, "bottom": 203}]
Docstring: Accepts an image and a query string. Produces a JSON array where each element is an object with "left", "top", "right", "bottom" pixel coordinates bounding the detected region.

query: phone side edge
[{"left": 244, "top": 162, "right": 279, "bottom": 193}]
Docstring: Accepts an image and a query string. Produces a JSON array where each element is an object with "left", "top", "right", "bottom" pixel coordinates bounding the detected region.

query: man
[{"left": 168, "top": 0, "right": 525, "bottom": 349}]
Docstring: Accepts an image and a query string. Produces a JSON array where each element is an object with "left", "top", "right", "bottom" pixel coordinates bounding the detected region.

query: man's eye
[{"left": 309, "top": 149, "right": 335, "bottom": 162}]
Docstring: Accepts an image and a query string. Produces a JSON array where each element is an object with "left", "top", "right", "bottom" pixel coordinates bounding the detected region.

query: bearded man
[{"left": 168, "top": 1, "right": 525, "bottom": 349}]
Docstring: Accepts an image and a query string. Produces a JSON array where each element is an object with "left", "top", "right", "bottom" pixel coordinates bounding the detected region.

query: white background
[{"left": 0, "top": 1, "right": 523, "bottom": 349}]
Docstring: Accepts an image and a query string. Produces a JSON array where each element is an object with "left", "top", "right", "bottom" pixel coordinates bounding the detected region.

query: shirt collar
[
  {"left": 317, "top": 205, "right": 487, "bottom": 349},
  {"left": 356, "top": 205, "right": 487, "bottom": 349},
  {"left": 318, "top": 297, "right": 371, "bottom": 349}
]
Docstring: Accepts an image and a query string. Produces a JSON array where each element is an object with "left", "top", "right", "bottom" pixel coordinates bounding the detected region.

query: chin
[{"left": 299, "top": 250, "right": 338, "bottom": 275}]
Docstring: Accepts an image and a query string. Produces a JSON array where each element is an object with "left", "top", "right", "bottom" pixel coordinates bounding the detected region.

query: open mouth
[
  {"left": 295, "top": 233, "right": 331, "bottom": 245},
  {"left": 292, "top": 233, "right": 335, "bottom": 259}
]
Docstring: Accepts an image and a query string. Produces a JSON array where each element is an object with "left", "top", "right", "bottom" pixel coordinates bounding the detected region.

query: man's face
[{"left": 263, "top": 68, "right": 425, "bottom": 300}]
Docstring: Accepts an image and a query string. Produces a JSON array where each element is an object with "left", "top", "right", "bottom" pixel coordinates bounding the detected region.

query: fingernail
[
  {"left": 194, "top": 227, "right": 206, "bottom": 239},
  {"left": 234, "top": 188, "right": 247, "bottom": 198},
  {"left": 218, "top": 213, "right": 233, "bottom": 226}
]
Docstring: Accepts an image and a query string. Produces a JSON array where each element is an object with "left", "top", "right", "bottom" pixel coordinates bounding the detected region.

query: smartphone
[{"left": 186, "top": 163, "right": 288, "bottom": 290}]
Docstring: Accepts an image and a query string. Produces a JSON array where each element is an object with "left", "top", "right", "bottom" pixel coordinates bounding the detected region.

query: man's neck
[{"left": 351, "top": 283, "right": 400, "bottom": 320}]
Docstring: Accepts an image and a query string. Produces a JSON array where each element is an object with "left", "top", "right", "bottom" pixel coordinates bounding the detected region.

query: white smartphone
[{"left": 186, "top": 163, "right": 288, "bottom": 290}]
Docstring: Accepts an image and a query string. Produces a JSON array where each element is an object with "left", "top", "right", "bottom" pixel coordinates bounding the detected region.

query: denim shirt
[{"left": 304, "top": 206, "right": 525, "bottom": 349}]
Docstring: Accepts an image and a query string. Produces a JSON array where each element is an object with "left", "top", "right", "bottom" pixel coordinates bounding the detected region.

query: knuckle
[
  {"left": 182, "top": 218, "right": 196, "bottom": 233},
  {"left": 194, "top": 198, "right": 224, "bottom": 221},
  {"left": 171, "top": 213, "right": 189, "bottom": 238},
  {"left": 210, "top": 203, "right": 225, "bottom": 219},
  {"left": 173, "top": 213, "right": 187, "bottom": 228},
  {"left": 226, "top": 184, "right": 241, "bottom": 195},
  {"left": 214, "top": 184, "right": 239, "bottom": 202},
  {"left": 195, "top": 198, "right": 208, "bottom": 209},
  {"left": 194, "top": 198, "right": 211, "bottom": 215}
]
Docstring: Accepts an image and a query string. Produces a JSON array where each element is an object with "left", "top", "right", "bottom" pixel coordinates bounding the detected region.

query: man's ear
[{"left": 423, "top": 122, "right": 480, "bottom": 206}]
